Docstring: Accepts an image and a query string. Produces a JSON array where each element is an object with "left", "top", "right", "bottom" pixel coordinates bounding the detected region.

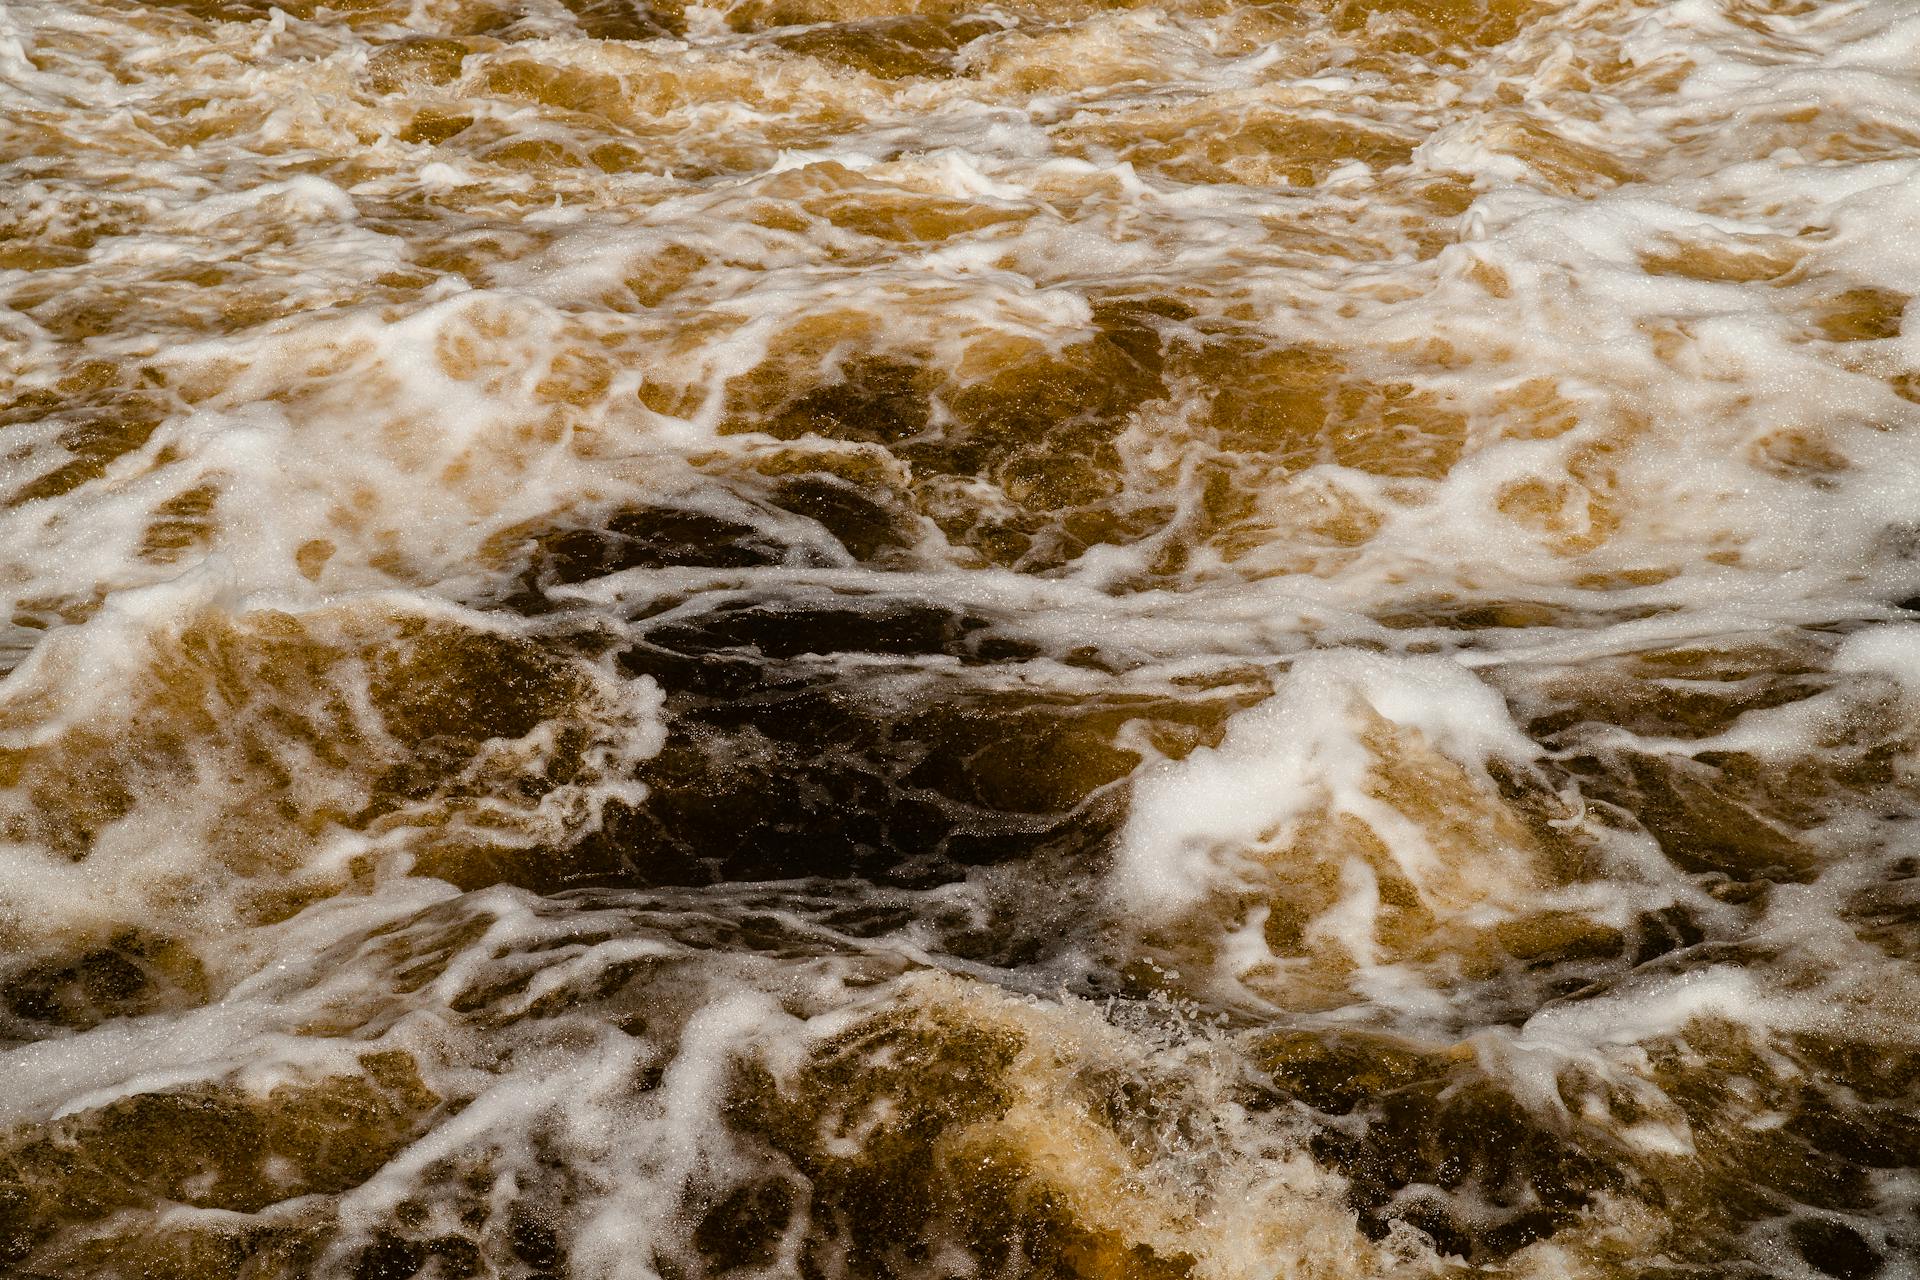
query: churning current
[{"left": 3, "top": 0, "right": 1920, "bottom": 1275}]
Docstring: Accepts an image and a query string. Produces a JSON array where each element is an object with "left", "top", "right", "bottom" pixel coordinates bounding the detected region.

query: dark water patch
[
  {"left": 2, "top": 367, "right": 176, "bottom": 507},
  {"left": 556, "top": 0, "right": 683, "bottom": 39},
  {"left": 1844, "top": 856, "right": 1920, "bottom": 958},
  {"left": 1273, "top": 1056, "right": 1632, "bottom": 1262},
  {"left": 770, "top": 14, "right": 1000, "bottom": 80},
  {"left": 724, "top": 999, "right": 1199, "bottom": 1280},
  {"left": 1791, "top": 1217, "right": 1888, "bottom": 1280},
  {"left": 487, "top": 503, "right": 794, "bottom": 613},
  {"left": 715, "top": 299, "right": 1192, "bottom": 572},
  {"left": 0, "top": 1054, "right": 438, "bottom": 1271},
  {"left": 407, "top": 589, "right": 1237, "bottom": 897},
  {"left": 632, "top": 596, "right": 1016, "bottom": 663},
  {"left": 2, "top": 929, "right": 208, "bottom": 1039},
  {"left": 548, "top": 678, "right": 1150, "bottom": 891},
  {"left": 765, "top": 472, "right": 922, "bottom": 563},
  {"left": 1565, "top": 752, "right": 1821, "bottom": 884}
]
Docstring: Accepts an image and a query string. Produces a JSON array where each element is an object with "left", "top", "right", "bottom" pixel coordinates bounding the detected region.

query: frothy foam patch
[
  {"left": 0, "top": 591, "right": 664, "bottom": 959},
  {"left": 1109, "top": 651, "right": 1616, "bottom": 1019}
]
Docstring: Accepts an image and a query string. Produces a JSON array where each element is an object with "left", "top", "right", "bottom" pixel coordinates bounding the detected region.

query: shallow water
[{"left": 3, "top": 0, "right": 1920, "bottom": 1275}]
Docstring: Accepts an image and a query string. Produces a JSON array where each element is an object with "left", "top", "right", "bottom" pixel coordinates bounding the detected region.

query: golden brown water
[{"left": 3, "top": 0, "right": 1920, "bottom": 1275}]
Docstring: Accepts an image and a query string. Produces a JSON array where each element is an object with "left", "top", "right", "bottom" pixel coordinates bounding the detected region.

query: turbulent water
[{"left": 5, "top": 0, "right": 1920, "bottom": 1274}]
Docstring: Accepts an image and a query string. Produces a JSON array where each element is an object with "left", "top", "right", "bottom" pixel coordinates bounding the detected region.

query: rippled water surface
[{"left": 4, "top": 0, "right": 1920, "bottom": 1274}]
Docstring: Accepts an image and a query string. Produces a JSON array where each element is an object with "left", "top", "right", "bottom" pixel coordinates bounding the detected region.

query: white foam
[{"left": 1112, "top": 650, "right": 1537, "bottom": 918}]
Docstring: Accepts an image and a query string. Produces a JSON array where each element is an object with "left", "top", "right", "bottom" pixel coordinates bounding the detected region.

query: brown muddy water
[{"left": 3, "top": 0, "right": 1920, "bottom": 1275}]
